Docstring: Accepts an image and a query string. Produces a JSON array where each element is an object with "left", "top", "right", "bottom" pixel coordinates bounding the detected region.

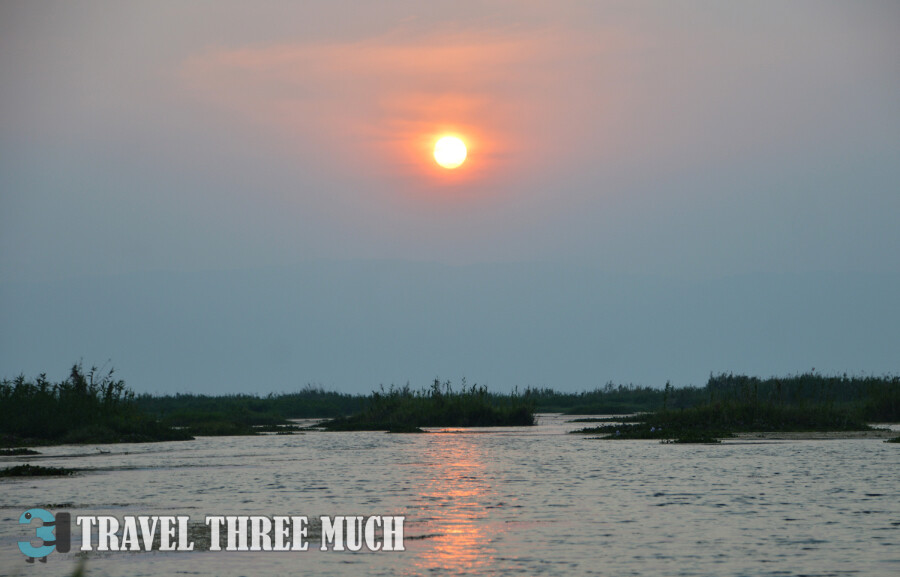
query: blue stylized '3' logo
[{"left": 19, "top": 508, "right": 71, "bottom": 563}]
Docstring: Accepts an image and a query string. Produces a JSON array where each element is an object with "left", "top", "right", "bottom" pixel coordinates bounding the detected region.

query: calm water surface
[{"left": 2, "top": 415, "right": 898, "bottom": 576}]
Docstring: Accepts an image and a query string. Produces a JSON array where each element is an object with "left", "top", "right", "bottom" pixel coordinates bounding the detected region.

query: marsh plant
[
  {"left": 4, "top": 364, "right": 897, "bottom": 446},
  {"left": 0, "top": 364, "right": 191, "bottom": 446},
  {"left": 0, "top": 464, "right": 77, "bottom": 477},
  {"left": 320, "top": 379, "right": 535, "bottom": 431},
  {"left": 572, "top": 372, "right": 899, "bottom": 441}
]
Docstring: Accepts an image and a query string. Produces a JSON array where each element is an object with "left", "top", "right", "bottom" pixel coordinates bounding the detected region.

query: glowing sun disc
[{"left": 434, "top": 136, "right": 467, "bottom": 169}]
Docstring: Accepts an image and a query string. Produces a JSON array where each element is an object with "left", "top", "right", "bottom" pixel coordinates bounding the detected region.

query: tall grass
[
  {"left": 705, "top": 372, "right": 900, "bottom": 421},
  {"left": 0, "top": 364, "right": 190, "bottom": 445},
  {"left": 522, "top": 382, "right": 707, "bottom": 414},
  {"left": 320, "top": 379, "right": 535, "bottom": 430},
  {"left": 135, "top": 385, "right": 366, "bottom": 423},
  {"left": 571, "top": 374, "right": 898, "bottom": 440},
  {"left": 5, "top": 365, "right": 897, "bottom": 445}
]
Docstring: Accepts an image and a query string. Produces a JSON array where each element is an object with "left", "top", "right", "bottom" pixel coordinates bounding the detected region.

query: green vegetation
[
  {"left": 143, "top": 413, "right": 301, "bottom": 437},
  {"left": 1, "top": 364, "right": 192, "bottom": 447},
  {"left": 572, "top": 373, "right": 899, "bottom": 441},
  {"left": 887, "top": 436, "right": 900, "bottom": 443},
  {"left": 573, "top": 403, "right": 868, "bottom": 441},
  {"left": 702, "top": 373, "right": 900, "bottom": 422},
  {"left": 1, "top": 464, "right": 77, "bottom": 477},
  {"left": 136, "top": 387, "right": 365, "bottom": 420},
  {"left": 134, "top": 385, "right": 363, "bottom": 436},
  {"left": 319, "top": 380, "right": 535, "bottom": 431},
  {"left": 0, "top": 448, "right": 40, "bottom": 455},
  {"left": 4, "top": 365, "right": 897, "bottom": 446},
  {"left": 522, "top": 382, "right": 706, "bottom": 414},
  {"left": 540, "top": 373, "right": 900, "bottom": 418}
]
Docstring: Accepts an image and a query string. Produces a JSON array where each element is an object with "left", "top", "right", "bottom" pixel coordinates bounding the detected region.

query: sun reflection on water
[{"left": 411, "top": 429, "right": 498, "bottom": 574}]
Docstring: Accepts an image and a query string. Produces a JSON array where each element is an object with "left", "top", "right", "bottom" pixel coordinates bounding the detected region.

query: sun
[{"left": 433, "top": 136, "right": 467, "bottom": 169}]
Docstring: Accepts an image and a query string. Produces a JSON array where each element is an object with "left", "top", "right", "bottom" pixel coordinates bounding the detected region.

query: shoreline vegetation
[
  {"left": 1, "top": 365, "right": 898, "bottom": 447},
  {"left": 0, "top": 464, "right": 77, "bottom": 477},
  {"left": 0, "top": 364, "right": 193, "bottom": 448},
  {"left": 569, "top": 374, "right": 899, "bottom": 443},
  {"left": 317, "top": 380, "right": 535, "bottom": 431}
]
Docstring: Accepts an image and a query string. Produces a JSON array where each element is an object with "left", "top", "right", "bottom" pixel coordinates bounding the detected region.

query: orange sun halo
[{"left": 433, "top": 136, "right": 467, "bottom": 169}]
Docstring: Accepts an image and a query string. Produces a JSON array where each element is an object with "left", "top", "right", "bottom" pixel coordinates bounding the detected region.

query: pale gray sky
[{"left": 1, "top": 1, "right": 898, "bottom": 393}]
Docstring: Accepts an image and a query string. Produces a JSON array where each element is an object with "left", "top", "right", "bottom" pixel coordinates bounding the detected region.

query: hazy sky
[{"left": 2, "top": 1, "right": 898, "bottom": 393}]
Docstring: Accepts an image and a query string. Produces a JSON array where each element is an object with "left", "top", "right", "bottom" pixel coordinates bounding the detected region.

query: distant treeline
[
  {"left": 519, "top": 383, "right": 704, "bottom": 414},
  {"left": 0, "top": 364, "right": 190, "bottom": 446},
  {"left": 571, "top": 373, "right": 900, "bottom": 441},
  {"left": 3, "top": 367, "right": 898, "bottom": 446},
  {"left": 522, "top": 373, "right": 900, "bottom": 421},
  {"left": 703, "top": 373, "right": 900, "bottom": 422},
  {"left": 135, "top": 381, "right": 707, "bottom": 421},
  {"left": 134, "top": 387, "right": 367, "bottom": 436},
  {"left": 161, "top": 372, "right": 895, "bottom": 423}
]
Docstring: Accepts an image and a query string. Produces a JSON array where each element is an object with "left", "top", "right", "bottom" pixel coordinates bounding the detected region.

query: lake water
[{"left": 2, "top": 415, "right": 899, "bottom": 576}]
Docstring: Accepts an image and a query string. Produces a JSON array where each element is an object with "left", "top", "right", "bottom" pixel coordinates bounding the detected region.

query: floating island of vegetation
[
  {"left": 0, "top": 464, "right": 77, "bottom": 478},
  {"left": 0, "top": 448, "right": 40, "bottom": 456},
  {"left": 571, "top": 373, "right": 899, "bottom": 443},
  {"left": 317, "top": 380, "right": 535, "bottom": 432},
  {"left": 1, "top": 364, "right": 194, "bottom": 447}
]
